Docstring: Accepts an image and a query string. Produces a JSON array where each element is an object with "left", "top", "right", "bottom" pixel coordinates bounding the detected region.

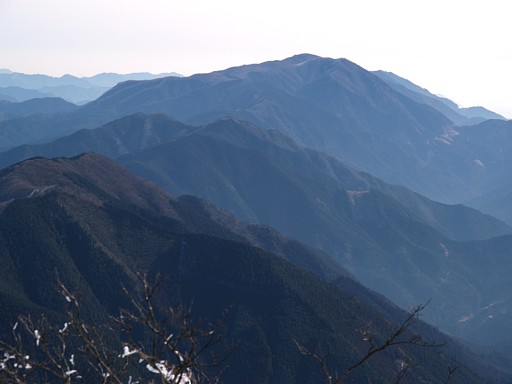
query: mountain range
[
  {"left": 2, "top": 112, "right": 512, "bottom": 347},
  {"left": 0, "top": 153, "right": 502, "bottom": 383},
  {"left": 2, "top": 54, "right": 512, "bottom": 382},
  {"left": 1, "top": 54, "right": 511, "bottom": 210}
]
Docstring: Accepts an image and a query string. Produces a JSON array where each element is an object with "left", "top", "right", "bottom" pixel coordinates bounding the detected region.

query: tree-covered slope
[
  {"left": 0, "top": 113, "right": 507, "bottom": 242},
  {"left": 0, "top": 97, "right": 78, "bottom": 117},
  {"left": 1, "top": 114, "right": 511, "bottom": 344},
  {"left": 113, "top": 118, "right": 512, "bottom": 344},
  {"left": 0, "top": 153, "right": 502, "bottom": 383}
]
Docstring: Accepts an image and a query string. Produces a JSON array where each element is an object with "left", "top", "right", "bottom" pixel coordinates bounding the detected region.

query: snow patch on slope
[
  {"left": 434, "top": 127, "right": 459, "bottom": 145},
  {"left": 346, "top": 190, "right": 369, "bottom": 205}
]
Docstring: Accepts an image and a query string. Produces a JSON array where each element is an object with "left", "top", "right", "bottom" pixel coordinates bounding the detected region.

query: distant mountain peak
[{"left": 284, "top": 53, "right": 320, "bottom": 64}]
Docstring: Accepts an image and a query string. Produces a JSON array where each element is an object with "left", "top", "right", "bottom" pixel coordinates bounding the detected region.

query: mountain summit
[{"left": 77, "top": 54, "right": 463, "bottom": 200}]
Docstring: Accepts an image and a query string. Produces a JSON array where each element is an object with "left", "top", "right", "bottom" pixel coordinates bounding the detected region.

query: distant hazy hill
[
  {"left": 450, "top": 119, "right": 512, "bottom": 224},
  {"left": 0, "top": 86, "right": 54, "bottom": 102},
  {"left": 373, "top": 70, "right": 505, "bottom": 125},
  {"left": 0, "top": 70, "right": 182, "bottom": 104},
  {"left": 0, "top": 97, "right": 78, "bottom": 117},
  {"left": 0, "top": 113, "right": 198, "bottom": 161},
  {"left": 0, "top": 153, "right": 496, "bottom": 383},
  {"left": 85, "top": 72, "right": 183, "bottom": 87}
]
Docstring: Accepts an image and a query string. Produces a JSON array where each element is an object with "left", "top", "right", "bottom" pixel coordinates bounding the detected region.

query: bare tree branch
[
  {"left": 0, "top": 276, "right": 229, "bottom": 384},
  {"left": 296, "top": 301, "right": 447, "bottom": 384}
]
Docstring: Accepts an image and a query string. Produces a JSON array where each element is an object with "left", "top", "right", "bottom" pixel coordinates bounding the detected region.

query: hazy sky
[{"left": 1, "top": 0, "right": 511, "bottom": 117}]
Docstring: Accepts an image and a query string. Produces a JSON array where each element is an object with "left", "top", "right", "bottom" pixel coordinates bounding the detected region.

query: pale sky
[{"left": 1, "top": 0, "right": 511, "bottom": 117}]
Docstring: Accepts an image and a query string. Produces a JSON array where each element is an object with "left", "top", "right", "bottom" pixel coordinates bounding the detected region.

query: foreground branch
[
  {"left": 0, "top": 275, "right": 229, "bottom": 384},
  {"left": 296, "top": 302, "right": 448, "bottom": 384}
]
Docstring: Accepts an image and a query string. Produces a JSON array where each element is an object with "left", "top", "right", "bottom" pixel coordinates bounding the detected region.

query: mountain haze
[
  {"left": 1, "top": 54, "right": 510, "bottom": 207},
  {"left": 0, "top": 153, "right": 498, "bottom": 383},
  {"left": 0, "top": 97, "right": 78, "bottom": 117},
  {"left": 3, "top": 52, "right": 512, "bottom": 382},
  {"left": 3, "top": 111, "right": 510, "bottom": 344},
  {"left": 0, "top": 113, "right": 197, "bottom": 164},
  {"left": 1, "top": 113, "right": 508, "bottom": 242},
  {"left": 112, "top": 117, "right": 512, "bottom": 343},
  {"left": 0, "top": 86, "right": 54, "bottom": 102},
  {"left": 64, "top": 54, "right": 506, "bottom": 203},
  {"left": 0, "top": 70, "right": 182, "bottom": 104},
  {"left": 373, "top": 70, "right": 505, "bottom": 125}
]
